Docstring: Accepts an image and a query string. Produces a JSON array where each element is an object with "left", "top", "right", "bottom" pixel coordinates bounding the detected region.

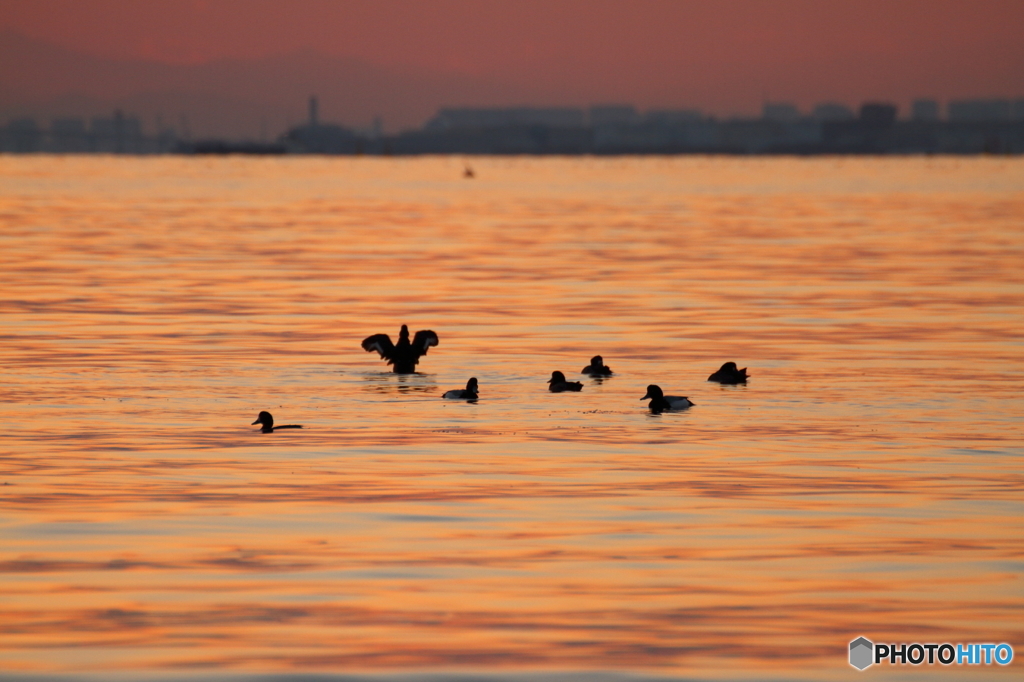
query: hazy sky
[{"left": 3, "top": 0, "right": 1023, "bottom": 132}]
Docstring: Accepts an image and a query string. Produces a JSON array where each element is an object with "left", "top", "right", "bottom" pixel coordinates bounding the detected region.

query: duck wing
[
  {"left": 443, "top": 389, "right": 477, "bottom": 400},
  {"left": 362, "top": 333, "right": 395, "bottom": 360},
  {"left": 412, "top": 330, "right": 439, "bottom": 356},
  {"left": 552, "top": 381, "right": 584, "bottom": 392}
]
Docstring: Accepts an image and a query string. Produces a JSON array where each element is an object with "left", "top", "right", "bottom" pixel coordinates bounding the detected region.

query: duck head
[
  {"left": 548, "top": 371, "right": 567, "bottom": 384},
  {"left": 466, "top": 377, "right": 479, "bottom": 391},
  {"left": 640, "top": 385, "right": 664, "bottom": 401},
  {"left": 251, "top": 411, "right": 274, "bottom": 430},
  {"left": 591, "top": 355, "right": 604, "bottom": 367}
]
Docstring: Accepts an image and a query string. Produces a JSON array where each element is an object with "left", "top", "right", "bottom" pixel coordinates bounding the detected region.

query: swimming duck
[
  {"left": 548, "top": 371, "right": 583, "bottom": 392},
  {"left": 641, "top": 385, "right": 694, "bottom": 413},
  {"left": 251, "top": 411, "right": 303, "bottom": 433},
  {"left": 362, "top": 324, "right": 439, "bottom": 373},
  {"left": 581, "top": 355, "right": 613, "bottom": 376},
  {"left": 443, "top": 377, "right": 479, "bottom": 400},
  {"left": 708, "top": 361, "right": 749, "bottom": 384}
]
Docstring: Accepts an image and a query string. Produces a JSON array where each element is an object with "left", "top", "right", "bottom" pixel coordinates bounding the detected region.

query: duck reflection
[{"left": 361, "top": 372, "right": 438, "bottom": 395}]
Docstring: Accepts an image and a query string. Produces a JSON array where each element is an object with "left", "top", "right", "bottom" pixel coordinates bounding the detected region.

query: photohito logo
[{"left": 849, "top": 637, "right": 1013, "bottom": 670}]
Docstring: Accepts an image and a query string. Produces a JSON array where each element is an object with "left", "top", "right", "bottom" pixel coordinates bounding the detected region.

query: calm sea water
[{"left": 0, "top": 156, "right": 1021, "bottom": 681}]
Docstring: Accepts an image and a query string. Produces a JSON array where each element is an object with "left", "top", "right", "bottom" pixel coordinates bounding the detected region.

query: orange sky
[{"left": 2, "top": 0, "right": 1023, "bottom": 132}]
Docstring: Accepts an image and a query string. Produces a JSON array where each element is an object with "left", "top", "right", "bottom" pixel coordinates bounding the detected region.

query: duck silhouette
[
  {"left": 251, "top": 411, "right": 303, "bottom": 433},
  {"left": 641, "top": 385, "right": 694, "bottom": 413},
  {"left": 708, "top": 361, "right": 749, "bottom": 384},
  {"left": 581, "top": 355, "right": 613, "bottom": 376},
  {"left": 443, "top": 377, "right": 479, "bottom": 400},
  {"left": 547, "top": 371, "right": 583, "bottom": 392},
  {"left": 362, "top": 324, "right": 439, "bottom": 373}
]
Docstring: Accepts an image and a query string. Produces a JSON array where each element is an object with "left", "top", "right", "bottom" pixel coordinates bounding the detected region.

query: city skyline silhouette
[{"left": 2, "top": 0, "right": 1023, "bottom": 138}]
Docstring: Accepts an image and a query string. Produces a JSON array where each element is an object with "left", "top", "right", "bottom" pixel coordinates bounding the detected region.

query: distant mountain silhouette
[{"left": 0, "top": 30, "right": 517, "bottom": 138}]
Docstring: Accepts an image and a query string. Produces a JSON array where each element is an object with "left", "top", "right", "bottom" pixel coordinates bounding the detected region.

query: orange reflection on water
[{"left": 0, "top": 156, "right": 1022, "bottom": 678}]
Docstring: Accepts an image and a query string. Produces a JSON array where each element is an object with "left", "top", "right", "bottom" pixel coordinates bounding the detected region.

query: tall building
[
  {"left": 911, "top": 99, "right": 940, "bottom": 121},
  {"left": 282, "top": 96, "right": 358, "bottom": 153},
  {"left": 859, "top": 103, "right": 898, "bottom": 125}
]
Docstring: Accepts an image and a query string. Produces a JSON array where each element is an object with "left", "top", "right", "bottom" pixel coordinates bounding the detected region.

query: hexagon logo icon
[{"left": 850, "top": 637, "right": 874, "bottom": 670}]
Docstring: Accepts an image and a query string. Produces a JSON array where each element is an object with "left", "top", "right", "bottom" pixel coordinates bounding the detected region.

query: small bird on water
[
  {"left": 362, "top": 324, "right": 439, "bottom": 373},
  {"left": 707, "top": 361, "right": 749, "bottom": 384},
  {"left": 251, "top": 411, "right": 303, "bottom": 433},
  {"left": 547, "top": 371, "right": 583, "bottom": 392},
  {"left": 641, "top": 385, "right": 694, "bottom": 413},
  {"left": 443, "top": 377, "right": 479, "bottom": 400},
  {"left": 581, "top": 355, "right": 613, "bottom": 376}
]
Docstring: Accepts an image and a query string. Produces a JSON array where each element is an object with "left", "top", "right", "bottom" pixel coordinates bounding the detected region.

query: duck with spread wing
[{"left": 361, "top": 324, "right": 439, "bottom": 373}]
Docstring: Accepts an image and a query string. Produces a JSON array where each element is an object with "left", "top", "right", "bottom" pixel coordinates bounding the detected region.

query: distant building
[
  {"left": 50, "top": 118, "right": 88, "bottom": 152},
  {"left": 589, "top": 105, "right": 639, "bottom": 126},
  {"left": 859, "top": 103, "right": 898, "bottom": 126},
  {"left": 911, "top": 99, "right": 940, "bottom": 121},
  {"left": 155, "top": 124, "right": 180, "bottom": 153},
  {"left": 350, "top": 116, "right": 384, "bottom": 141},
  {"left": 719, "top": 118, "right": 821, "bottom": 152},
  {"left": 6, "top": 118, "right": 42, "bottom": 152},
  {"left": 425, "top": 107, "right": 586, "bottom": 131},
  {"left": 762, "top": 102, "right": 801, "bottom": 122},
  {"left": 7, "top": 96, "right": 1024, "bottom": 155},
  {"left": 818, "top": 102, "right": 900, "bottom": 152},
  {"left": 948, "top": 99, "right": 1015, "bottom": 122},
  {"left": 812, "top": 103, "right": 855, "bottom": 121},
  {"left": 587, "top": 108, "right": 716, "bottom": 152},
  {"left": 90, "top": 110, "right": 143, "bottom": 153},
  {"left": 281, "top": 94, "right": 359, "bottom": 153},
  {"left": 589, "top": 105, "right": 642, "bottom": 150},
  {"left": 645, "top": 109, "right": 705, "bottom": 125}
]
